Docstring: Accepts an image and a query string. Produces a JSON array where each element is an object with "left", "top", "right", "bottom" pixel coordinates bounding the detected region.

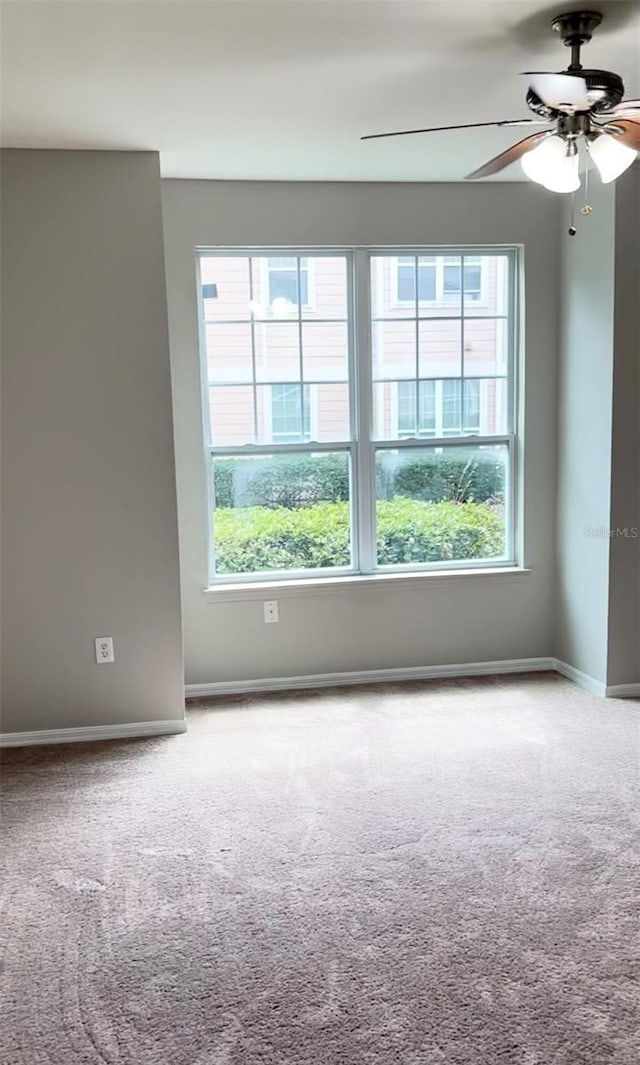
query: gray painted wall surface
[
  {"left": 608, "top": 168, "right": 640, "bottom": 687},
  {"left": 1, "top": 150, "right": 184, "bottom": 731},
  {"left": 555, "top": 182, "right": 616, "bottom": 685},
  {"left": 162, "top": 180, "right": 560, "bottom": 685}
]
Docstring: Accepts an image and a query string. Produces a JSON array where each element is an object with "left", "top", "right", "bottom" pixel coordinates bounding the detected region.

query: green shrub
[
  {"left": 213, "top": 454, "right": 349, "bottom": 510},
  {"left": 379, "top": 452, "right": 504, "bottom": 504},
  {"left": 377, "top": 498, "right": 504, "bottom": 564},
  {"left": 213, "top": 498, "right": 504, "bottom": 574},
  {"left": 214, "top": 451, "right": 504, "bottom": 515},
  {"left": 214, "top": 502, "right": 351, "bottom": 573}
]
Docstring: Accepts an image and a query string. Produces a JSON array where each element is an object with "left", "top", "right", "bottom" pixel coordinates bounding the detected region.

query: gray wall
[
  {"left": 608, "top": 168, "right": 640, "bottom": 687},
  {"left": 162, "top": 180, "right": 561, "bottom": 686},
  {"left": 1, "top": 150, "right": 184, "bottom": 732},
  {"left": 555, "top": 181, "right": 616, "bottom": 685}
]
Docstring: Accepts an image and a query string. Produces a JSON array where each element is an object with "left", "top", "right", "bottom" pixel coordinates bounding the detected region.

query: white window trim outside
[
  {"left": 198, "top": 246, "right": 520, "bottom": 589},
  {"left": 390, "top": 254, "right": 489, "bottom": 310}
]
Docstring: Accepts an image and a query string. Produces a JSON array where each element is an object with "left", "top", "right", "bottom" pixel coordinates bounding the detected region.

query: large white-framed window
[{"left": 198, "top": 248, "right": 518, "bottom": 583}]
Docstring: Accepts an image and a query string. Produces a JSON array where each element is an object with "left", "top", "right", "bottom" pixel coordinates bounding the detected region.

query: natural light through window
[{"left": 198, "top": 249, "right": 517, "bottom": 583}]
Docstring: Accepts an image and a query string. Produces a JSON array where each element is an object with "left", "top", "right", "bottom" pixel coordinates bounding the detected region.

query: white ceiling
[{"left": 1, "top": 1, "right": 639, "bottom": 181}]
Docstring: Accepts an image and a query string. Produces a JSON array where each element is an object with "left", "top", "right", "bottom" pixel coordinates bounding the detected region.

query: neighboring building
[{"left": 201, "top": 253, "right": 509, "bottom": 448}]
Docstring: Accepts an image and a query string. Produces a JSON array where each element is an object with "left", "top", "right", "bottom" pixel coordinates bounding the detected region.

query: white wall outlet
[
  {"left": 94, "top": 636, "right": 115, "bottom": 664},
  {"left": 263, "top": 600, "right": 279, "bottom": 624}
]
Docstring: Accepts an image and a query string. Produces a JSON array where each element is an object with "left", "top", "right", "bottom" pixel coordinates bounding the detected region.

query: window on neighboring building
[
  {"left": 397, "top": 381, "right": 436, "bottom": 438},
  {"left": 271, "top": 384, "right": 311, "bottom": 443},
  {"left": 199, "top": 249, "right": 516, "bottom": 581},
  {"left": 267, "top": 256, "right": 309, "bottom": 308},
  {"left": 397, "top": 256, "right": 436, "bottom": 302},
  {"left": 397, "top": 379, "right": 481, "bottom": 439},
  {"left": 395, "top": 255, "right": 485, "bottom": 305}
]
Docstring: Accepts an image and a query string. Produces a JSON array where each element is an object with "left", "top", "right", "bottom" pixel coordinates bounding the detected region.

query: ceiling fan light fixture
[
  {"left": 520, "top": 135, "right": 580, "bottom": 192},
  {"left": 588, "top": 132, "right": 638, "bottom": 183}
]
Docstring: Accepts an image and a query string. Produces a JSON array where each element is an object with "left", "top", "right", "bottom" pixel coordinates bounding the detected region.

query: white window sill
[{"left": 202, "top": 566, "right": 531, "bottom": 603}]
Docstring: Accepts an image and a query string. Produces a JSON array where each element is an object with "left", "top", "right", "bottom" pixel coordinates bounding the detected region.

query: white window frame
[
  {"left": 391, "top": 254, "right": 488, "bottom": 309},
  {"left": 198, "top": 246, "right": 520, "bottom": 587}
]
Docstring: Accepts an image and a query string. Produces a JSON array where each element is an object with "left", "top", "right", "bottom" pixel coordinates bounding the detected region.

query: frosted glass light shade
[
  {"left": 588, "top": 133, "right": 637, "bottom": 183},
  {"left": 521, "top": 136, "right": 581, "bottom": 193}
]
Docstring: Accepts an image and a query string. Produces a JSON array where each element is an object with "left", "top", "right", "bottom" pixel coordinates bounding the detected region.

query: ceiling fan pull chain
[
  {"left": 581, "top": 157, "right": 593, "bottom": 217},
  {"left": 569, "top": 191, "right": 577, "bottom": 237}
]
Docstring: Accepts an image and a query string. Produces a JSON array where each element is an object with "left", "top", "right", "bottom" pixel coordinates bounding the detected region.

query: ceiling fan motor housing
[{"left": 527, "top": 69, "right": 625, "bottom": 118}]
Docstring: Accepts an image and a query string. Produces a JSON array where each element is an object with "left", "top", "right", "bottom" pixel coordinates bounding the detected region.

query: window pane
[
  {"left": 465, "top": 255, "right": 509, "bottom": 316},
  {"left": 464, "top": 317, "right": 509, "bottom": 377},
  {"left": 211, "top": 452, "right": 353, "bottom": 576},
  {"left": 375, "top": 445, "right": 508, "bottom": 566},
  {"left": 417, "top": 257, "right": 436, "bottom": 302},
  {"left": 463, "top": 379, "right": 480, "bottom": 435},
  {"left": 312, "top": 383, "right": 350, "bottom": 442},
  {"left": 373, "top": 319, "right": 417, "bottom": 380},
  {"left": 204, "top": 323, "right": 253, "bottom": 384},
  {"left": 370, "top": 256, "right": 415, "bottom": 318},
  {"left": 442, "top": 379, "right": 462, "bottom": 435},
  {"left": 200, "top": 256, "right": 251, "bottom": 320},
  {"left": 463, "top": 261, "right": 482, "bottom": 302},
  {"left": 208, "top": 386, "right": 255, "bottom": 446},
  {"left": 418, "top": 319, "right": 462, "bottom": 377},
  {"left": 397, "top": 266, "right": 413, "bottom": 302},
  {"left": 468, "top": 377, "right": 509, "bottom": 435},
  {"left": 266, "top": 256, "right": 308, "bottom": 311},
  {"left": 271, "top": 384, "right": 310, "bottom": 443},
  {"left": 254, "top": 322, "right": 301, "bottom": 383},
  {"left": 443, "top": 258, "right": 461, "bottom": 295},
  {"left": 397, "top": 380, "right": 417, "bottom": 436},
  {"left": 302, "top": 322, "right": 348, "bottom": 382},
  {"left": 396, "top": 381, "right": 436, "bottom": 439},
  {"left": 302, "top": 256, "right": 347, "bottom": 319}
]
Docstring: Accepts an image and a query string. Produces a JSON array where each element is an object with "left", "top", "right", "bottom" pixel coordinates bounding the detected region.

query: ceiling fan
[{"left": 362, "top": 10, "right": 640, "bottom": 193}]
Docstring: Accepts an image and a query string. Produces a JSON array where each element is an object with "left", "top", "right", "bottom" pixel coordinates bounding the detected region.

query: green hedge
[
  {"left": 214, "top": 499, "right": 504, "bottom": 574},
  {"left": 213, "top": 454, "right": 349, "bottom": 510},
  {"left": 378, "top": 452, "right": 504, "bottom": 504},
  {"left": 214, "top": 451, "right": 504, "bottom": 511}
]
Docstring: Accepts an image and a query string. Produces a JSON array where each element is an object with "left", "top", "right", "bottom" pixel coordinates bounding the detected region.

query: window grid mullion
[
  {"left": 354, "top": 250, "right": 375, "bottom": 574},
  {"left": 461, "top": 254, "right": 466, "bottom": 434},
  {"left": 296, "top": 256, "right": 305, "bottom": 442},
  {"left": 414, "top": 256, "right": 420, "bottom": 441},
  {"left": 248, "top": 257, "right": 259, "bottom": 443}
]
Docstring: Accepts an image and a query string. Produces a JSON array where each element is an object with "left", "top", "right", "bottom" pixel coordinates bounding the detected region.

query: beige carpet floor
[{"left": 1, "top": 673, "right": 639, "bottom": 1064}]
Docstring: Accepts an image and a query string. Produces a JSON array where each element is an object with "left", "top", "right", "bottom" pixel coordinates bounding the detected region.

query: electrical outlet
[
  {"left": 94, "top": 636, "right": 115, "bottom": 664},
  {"left": 263, "top": 600, "right": 279, "bottom": 624}
]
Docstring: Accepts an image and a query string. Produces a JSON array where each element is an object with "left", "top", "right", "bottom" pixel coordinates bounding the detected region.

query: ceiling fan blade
[
  {"left": 465, "top": 130, "right": 552, "bottom": 180},
  {"left": 612, "top": 99, "right": 640, "bottom": 113},
  {"left": 522, "top": 72, "right": 590, "bottom": 111},
  {"left": 360, "top": 118, "right": 545, "bottom": 141},
  {"left": 609, "top": 104, "right": 640, "bottom": 120},
  {"left": 603, "top": 119, "right": 640, "bottom": 151}
]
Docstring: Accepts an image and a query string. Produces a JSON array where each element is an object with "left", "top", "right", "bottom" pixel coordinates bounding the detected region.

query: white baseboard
[
  {"left": 186, "top": 657, "right": 557, "bottom": 699},
  {"left": 0, "top": 718, "right": 187, "bottom": 748},
  {"left": 605, "top": 682, "right": 640, "bottom": 699},
  {"left": 552, "top": 659, "right": 607, "bottom": 697}
]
